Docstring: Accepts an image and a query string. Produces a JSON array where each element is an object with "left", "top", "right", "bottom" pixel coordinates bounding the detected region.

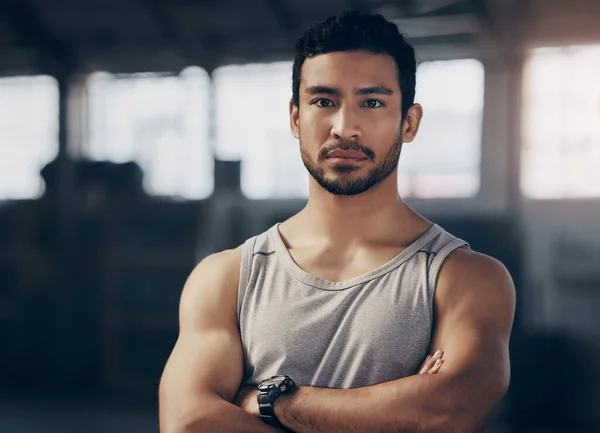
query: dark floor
[
  {"left": 0, "top": 396, "right": 584, "bottom": 433},
  {"left": 0, "top": 396, "right": 158, "bottom": 433}
]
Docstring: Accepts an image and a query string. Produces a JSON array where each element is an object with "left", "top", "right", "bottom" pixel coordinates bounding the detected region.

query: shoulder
[
  {"left": 435, "top": 247, "right": 516, "bottom": 324},
  {"left": 438, "top": 247, "right": 513, "bottom": 290},
  {"left": 186, "top": 246, "right": 243, "bottom": 290},
  {"left": 179, "top": 246, "right": 243, "bottom": 323}
]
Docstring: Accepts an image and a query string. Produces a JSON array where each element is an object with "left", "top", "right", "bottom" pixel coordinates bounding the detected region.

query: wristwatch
[{"left": 257, "top": 374, "right": 296, "bottom": 428}]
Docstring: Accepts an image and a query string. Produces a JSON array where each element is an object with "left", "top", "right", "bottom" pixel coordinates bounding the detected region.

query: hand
[
  {"left": 418, "top": 350, "right": 444, "bottom": 374},
  {"left": 233, "top": 385, "right": 260, "bottom": 417}
]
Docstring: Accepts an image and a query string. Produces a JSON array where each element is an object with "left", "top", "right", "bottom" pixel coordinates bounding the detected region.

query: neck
[{"left": 301, "top": 172, "right": 412, "bottom": 245}]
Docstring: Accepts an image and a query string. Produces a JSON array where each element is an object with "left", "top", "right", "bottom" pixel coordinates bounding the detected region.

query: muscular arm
[
  {"left": 158, "top": 248, "right": 283, "bottom": 433},
  {"left": 273, "top": 249, "right": 516, "bottom": 433}
]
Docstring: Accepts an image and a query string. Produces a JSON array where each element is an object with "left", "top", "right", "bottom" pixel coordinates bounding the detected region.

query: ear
[
  {"left": 289, "top": 99, "right": 300, "bottom": 139},
  {"left": 401, "top": 103, "right": 423, "bottom": 143}
]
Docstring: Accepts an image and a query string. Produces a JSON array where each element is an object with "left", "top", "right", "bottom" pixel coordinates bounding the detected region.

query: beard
[{"left": 300, "top": 133, "right": 403, "bottom": 196}]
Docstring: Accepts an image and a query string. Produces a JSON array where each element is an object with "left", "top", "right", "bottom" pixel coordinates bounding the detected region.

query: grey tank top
[{"left": 237, "top": 223, "right": 468, "bottom": 389}]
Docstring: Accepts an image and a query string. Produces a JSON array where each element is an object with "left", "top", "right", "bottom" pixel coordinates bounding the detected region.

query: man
[{"left": 159, "top": 11, "right": 515, "bottom": 433}]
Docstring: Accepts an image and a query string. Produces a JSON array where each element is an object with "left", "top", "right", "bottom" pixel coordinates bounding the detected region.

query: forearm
[
  {"left": 164, "top": 397, "right": 284, "bottom": 433},
  {"left": 275, "top": 374, "right": 485, "bottom": 433}
]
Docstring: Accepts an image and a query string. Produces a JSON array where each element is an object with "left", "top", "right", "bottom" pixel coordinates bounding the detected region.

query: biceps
[
  {"left": 432, "top": 323, "right": 511, "bottom": 399},
  {"left": 159, "top": 329, "right": 244, "bottom": 426}
]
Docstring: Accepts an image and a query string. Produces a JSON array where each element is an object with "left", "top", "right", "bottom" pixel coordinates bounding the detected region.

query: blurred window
[
  {"left": 214, "top": 59, "right": 484, "bottom": 199},
  {"left": 86, "top": 67, "right": 213, "bottom": 199},
  {"left": 214, "top": 62, "right": 306, "bottom": 199},
  {"left": 398, "top": 59, "right": 484, "bottom": 198},
  {"left": 0, "top": 76, "right": 59, "bottom": 200},
  {"left": 521, "top": 45, "right": 600, "bottom": 198}
]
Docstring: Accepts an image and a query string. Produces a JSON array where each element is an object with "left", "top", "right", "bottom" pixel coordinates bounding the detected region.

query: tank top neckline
[{"left": 267, "top": 222, "right": 443, "bottom": 291}]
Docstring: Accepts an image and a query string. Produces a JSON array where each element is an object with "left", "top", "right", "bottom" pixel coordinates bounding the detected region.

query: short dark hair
[{"left": 292, "top": 11, "right": 417, "bottom": 118}]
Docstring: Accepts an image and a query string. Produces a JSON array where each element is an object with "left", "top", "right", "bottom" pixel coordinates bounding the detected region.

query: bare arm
[
  {"left": 159, "top": 248, "right": 283, "bottom": 433},
  {"left": 271, "top": 249, "right": 516, "bottom": 433}
]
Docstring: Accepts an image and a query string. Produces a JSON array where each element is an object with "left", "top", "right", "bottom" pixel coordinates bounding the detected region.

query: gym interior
[{"left": 0, "top": 0, "right": 599, "bottom": 431}]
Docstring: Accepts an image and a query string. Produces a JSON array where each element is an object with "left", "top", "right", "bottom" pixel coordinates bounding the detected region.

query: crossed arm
[
  {"left": 159, "top": 247, "right": 515, "bottom": 433},
  {"left": 235, "top": 249, "right": 515, "bottom": 433},
  {"left": 159, "top": 248, "right": 284, "bottom": 433}
]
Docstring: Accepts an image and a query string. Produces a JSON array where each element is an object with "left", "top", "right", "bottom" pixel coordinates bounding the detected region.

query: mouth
[
  {"left": 326, "top": 149, "right": 369, "bottom": 161},
  {"left": 326, "top": 156, "right": 368, "bottom": 165}
]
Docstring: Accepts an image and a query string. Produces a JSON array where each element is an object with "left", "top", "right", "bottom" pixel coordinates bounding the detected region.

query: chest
[
  {"left": 287, "top": 244, "right": 407, "bottom": 282},
  {"left": 239, "top": 268, "right": 434, "bottom": 387}
]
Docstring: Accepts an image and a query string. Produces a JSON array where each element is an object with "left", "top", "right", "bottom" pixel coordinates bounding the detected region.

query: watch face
[
  {"left": 260, "top": 378, "right": 282, "bottom": 387},
  {"left": 259, "top": 375, "right": 290, "bottom": 390}
]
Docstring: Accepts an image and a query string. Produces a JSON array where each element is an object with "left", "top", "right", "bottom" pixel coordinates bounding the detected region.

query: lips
[{"left": 326, "top": 150, "right": 368, "bottom": 160}]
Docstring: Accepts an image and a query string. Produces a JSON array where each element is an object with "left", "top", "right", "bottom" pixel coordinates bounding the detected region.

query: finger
[
  {"left": 419, "top": 350, "right": 444, "bottom": 374},
  {"left": 419, "top": 353, "right": 438, "bottom": 374},
  {"left": 428, "top": 359, "right": 444, "bottom": 374},
  {"left": 418, "top": 355, "right": 434, "bottom": 374}
]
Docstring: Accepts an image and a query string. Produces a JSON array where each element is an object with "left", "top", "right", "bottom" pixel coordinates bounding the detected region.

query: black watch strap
[
  {"left": 257, "top": 375, "right": 295, "bottom": 429},
  {"left": 258, "top": 388, "right": 280, "bottom": 419}
]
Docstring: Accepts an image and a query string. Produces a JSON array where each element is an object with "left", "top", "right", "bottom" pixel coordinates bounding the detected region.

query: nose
[{"left": 330, "top": 105, "right": 362, "bottom": 141}]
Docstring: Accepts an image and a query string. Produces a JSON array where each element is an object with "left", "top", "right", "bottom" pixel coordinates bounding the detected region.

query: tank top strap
[
  {"left": 425, "top": 231, "right": 469, "bottom": 296},
  {"left": 237, "top": 235, "right": 257, "bottom": 318}
]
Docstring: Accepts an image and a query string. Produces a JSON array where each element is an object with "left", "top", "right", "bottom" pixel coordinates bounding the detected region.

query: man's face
[{"left": 290, "top": 51, "right": 416, "bottom": 196}]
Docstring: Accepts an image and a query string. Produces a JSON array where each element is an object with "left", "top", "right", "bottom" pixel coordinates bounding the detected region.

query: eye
[
  {"left": 313, "top": 98, "right": 335, "bottom": 108},
  {"left": 362, "top": 99, "right": 385, "bottom": 108}
]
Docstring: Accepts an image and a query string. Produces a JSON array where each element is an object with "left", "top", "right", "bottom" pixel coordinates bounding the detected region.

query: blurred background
[{"left": 0, "top": 0, "right": 599, "bottom": 432}]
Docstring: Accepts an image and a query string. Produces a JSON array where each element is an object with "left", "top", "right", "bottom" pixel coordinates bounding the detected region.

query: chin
[{"left": 326, "top": 165, "right": 363, "bottom": 175}]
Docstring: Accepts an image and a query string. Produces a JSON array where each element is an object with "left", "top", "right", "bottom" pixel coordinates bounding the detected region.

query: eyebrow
[
  {"left": 304, "top": 85, "right": 394, "bottom": 96},
  {"left": 355, "top": 86, "right": 394, "bottom": 96},
  {"left": 305, "top": 86, "right": 340, "bottom": 96}
]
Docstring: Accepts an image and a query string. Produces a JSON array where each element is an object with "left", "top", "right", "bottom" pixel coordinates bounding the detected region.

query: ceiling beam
[
  {"left": 420, "top": 0, "right": 474, "bottom": 16},
  {"left": 140, "top": 0, "right": 216, "bottom": 70},
  {"left": 346, "top": 0, "right": 372, "bottom": 13},
  {"left": 141, "top": 0, "right": 192, "bottom": 61},
  {"left": 0, "top": 0, "right": 79, "bottom": 75},
  {"left": 401, "top": 0, "right": 429, "bottom": 17},
  {"left": 263, "top": 0, "right": 300, "bottom": 42},
  {"left": 468, "top": 0, "right": 494, "bottom": 29},
  {"left": 393, "top": 14, "right": 481, "bottom": 38},
  {"left": 406, "top": 32, "right": 478, "bottom": 47}
]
